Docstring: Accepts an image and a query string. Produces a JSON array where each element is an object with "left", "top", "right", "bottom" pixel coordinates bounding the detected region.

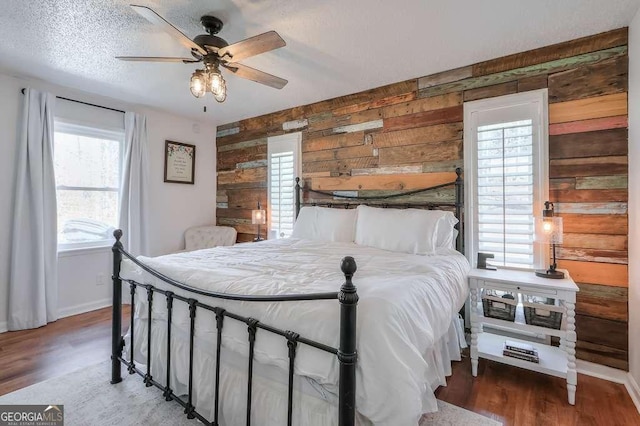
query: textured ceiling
[{"left": 0, "top": 0, "right": 638, "bottom": 126}]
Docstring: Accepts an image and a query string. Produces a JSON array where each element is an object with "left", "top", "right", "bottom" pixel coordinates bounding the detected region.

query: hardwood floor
[
  {"left": 435, "top": 352, "right": 640, "bottom": 425},
  {"left": 1, "top": 307, "right": 639, "bottom": 425},
  {"left": 0, "top": 307, "right": 129, "bottom": 397}
]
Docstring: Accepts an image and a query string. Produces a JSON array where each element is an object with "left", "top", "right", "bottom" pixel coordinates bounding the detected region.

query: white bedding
[{"left": 120, "top": 238, "right": 470, "bottom": 425}]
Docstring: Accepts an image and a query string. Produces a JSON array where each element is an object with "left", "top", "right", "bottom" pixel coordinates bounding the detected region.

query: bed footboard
[{"left": 110, "top": 230, "right": 358, "bottom": 426}]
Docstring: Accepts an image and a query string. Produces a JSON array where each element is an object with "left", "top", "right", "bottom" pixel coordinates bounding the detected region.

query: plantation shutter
[
  {"left": 267, "top": 133, "right": 301, "bottom": 239},
  {"left": 269, "top": 151, "right": 295, "bottom": 238},
  {"left": 476, "top": 120, "right": 534, "bottom": 268},
  {"left": 464, "top": 90, "right": 549, "bottom": 270}
]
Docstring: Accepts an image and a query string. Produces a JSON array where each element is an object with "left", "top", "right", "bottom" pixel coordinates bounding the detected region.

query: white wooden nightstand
[{"left": 468, "top": 268, "right": 579, "bottom": 405}]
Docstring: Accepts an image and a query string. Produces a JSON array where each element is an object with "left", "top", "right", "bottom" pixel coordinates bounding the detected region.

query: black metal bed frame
[{"left": 110, "top": 167, "right": 463, "bottom": 426}]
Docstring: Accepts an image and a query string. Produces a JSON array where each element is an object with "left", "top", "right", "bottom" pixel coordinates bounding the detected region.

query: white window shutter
[
  {"left": 267, "top": 133, "right": 301, "bottom": 239},
  {"left": 476, "top": 120, "right": 534, "bottom": 268},
  {"left": 269, "top": 151, "right": 295, "bottom": 238}
]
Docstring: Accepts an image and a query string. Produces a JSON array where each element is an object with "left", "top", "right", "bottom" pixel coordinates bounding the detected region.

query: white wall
[
  {"left": 629, "top": 12, "right": 640, "bottom": 385},
  {"left": 0, "top": 71, "right": 217, "bottom": 331},
  {"left": 146, "top": 109, "right": 217, "bottom": 256}
]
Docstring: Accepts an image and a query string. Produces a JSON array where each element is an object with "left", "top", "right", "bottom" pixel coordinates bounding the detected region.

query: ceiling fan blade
[
  {"left": 224, "top": 63, "right": 288, "bottom": 89},
  {"left": 117, "top": 56, "right": 199, "bottom": 63},
  {"left": 130, "top": 5, "right": 207, "bottom": 56},
  {"left": 218, "top": 31, "right": 285, "bottom": 62}
]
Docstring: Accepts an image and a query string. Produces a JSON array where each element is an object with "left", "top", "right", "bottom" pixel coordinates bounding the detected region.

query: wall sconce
[
  {"left": 252, "top": 202, "right": 266, "bottom": 242},
  {"left": 535, "top": 201, "right": 565, "bottom": 279}
]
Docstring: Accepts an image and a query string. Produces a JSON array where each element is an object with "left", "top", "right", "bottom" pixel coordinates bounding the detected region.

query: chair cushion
[{"left": 184, "top": 225, "right": 237, "bottom": 251}]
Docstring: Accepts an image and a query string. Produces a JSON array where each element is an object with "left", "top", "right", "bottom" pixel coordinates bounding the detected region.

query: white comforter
[{"left": 120, "top": 238, "right": 470, "bottom": 425}]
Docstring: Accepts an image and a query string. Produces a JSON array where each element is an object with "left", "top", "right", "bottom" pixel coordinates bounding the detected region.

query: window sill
[
  {"left": 481, "top": 265, "right": 538, "bottom": 272},
  {"left": 57, "top": 245, "right": 112, "bottom": 258}
]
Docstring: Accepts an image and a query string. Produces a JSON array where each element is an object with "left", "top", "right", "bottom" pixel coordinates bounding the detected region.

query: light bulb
[
  {"left": 189, "top": 70, "right": 207, "bottom": 98},
  {"left": 543, "top": 221, "right": 553, "bottom": 233}
]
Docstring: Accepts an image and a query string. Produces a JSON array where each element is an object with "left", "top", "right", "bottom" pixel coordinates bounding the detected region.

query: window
[
  {"left": 54, "top": 121, "right": 124, "bottom": 249},
  {"left": 464, "top": 90, "right": 549, "bottom": 269},
  {"left": 267, "top": 132, "right": 301, "bottom": 239}
]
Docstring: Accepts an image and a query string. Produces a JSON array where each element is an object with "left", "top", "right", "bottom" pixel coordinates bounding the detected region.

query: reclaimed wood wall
[{"left": 216, "top": 28, "right": 629, "bottom": 369}]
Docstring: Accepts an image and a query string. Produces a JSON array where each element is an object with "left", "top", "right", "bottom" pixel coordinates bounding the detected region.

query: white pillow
[
  {"left": 448, "top": 229, "right": 460, "bottom": 250},
  {"left": 291, "top": 207, "right": 316, "bottom": 239},
  {"left": 434, "top": 211, "right": 459, "bottom": 249},
  {"left": 291, "top": 206, "right": 357, "bottom": 242},
  {"left": 354, "top": 205, "right": 441, "bottom": 255}
]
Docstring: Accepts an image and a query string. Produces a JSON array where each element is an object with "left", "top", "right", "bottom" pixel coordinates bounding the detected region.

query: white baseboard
[
  {"left": 58, "top": 298, "right": 112, "bottom": 319},
  {"left": 576, "top": 359, "right": 628, "bottom": 384},
  {"left": 626, "top": 373, "right": 640, "bottom": 415},
  {"left": 577, "top": 359, "right": 640, "bottom": 414},
  {"left": 0, "top": 321, "right": 6, "bottom": 333}
]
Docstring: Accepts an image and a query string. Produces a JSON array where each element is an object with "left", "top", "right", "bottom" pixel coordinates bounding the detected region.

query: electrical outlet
[{"left": 96, "top": 273, "right": 106, "bottom": 286}]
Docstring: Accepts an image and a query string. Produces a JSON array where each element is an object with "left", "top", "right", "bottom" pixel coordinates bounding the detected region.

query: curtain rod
[{"left": 20, "top": 88, "right": 125, "bottom": 114}]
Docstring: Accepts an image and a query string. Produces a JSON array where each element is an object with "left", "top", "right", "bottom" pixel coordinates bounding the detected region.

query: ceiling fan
[{"left": 117, "top": 4, "right": 288, "bottom": 102}]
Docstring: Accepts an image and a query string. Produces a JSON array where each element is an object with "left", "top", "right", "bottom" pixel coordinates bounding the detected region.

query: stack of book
[{"left": 503, "top": 340, "right": 539, "bottom": 363}]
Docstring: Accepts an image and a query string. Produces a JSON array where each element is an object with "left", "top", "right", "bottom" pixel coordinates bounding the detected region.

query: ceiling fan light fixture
[
  {"left": 214, "top": 86, "right": 227, "bottom": 103},
  {"left": 210, "top": 71, "right": 227, "bottom": 103},
  {"left": 190, "top": 69, "right": 207, "bottom": 98},
  {"left": 119, "top": 7, "right": 287, "bottom": 104}
]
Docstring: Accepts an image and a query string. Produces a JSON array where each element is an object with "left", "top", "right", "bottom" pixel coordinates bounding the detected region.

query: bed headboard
[{"left": 295, "top": 168, "right": 464, "bottom": 254}]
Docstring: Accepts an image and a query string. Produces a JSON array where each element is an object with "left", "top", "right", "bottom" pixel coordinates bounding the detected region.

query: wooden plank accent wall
[{"left": 216, "top": 28, "right": 630, "bottom": 369}]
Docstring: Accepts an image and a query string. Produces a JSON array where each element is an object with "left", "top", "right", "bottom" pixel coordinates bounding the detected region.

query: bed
[{"left": 109, "top": 168, "right": 469, "bottom": 426}]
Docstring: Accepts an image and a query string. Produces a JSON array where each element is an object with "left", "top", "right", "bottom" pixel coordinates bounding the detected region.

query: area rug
[{"left": 0, "top": 362, "right": 501, "bottom": 425}]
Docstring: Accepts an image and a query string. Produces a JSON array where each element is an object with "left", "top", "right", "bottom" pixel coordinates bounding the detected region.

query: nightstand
[{"left": 468, "top": 268, "right": 579, "bottom": 405}]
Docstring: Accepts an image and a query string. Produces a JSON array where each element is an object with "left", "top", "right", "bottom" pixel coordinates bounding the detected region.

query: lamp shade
[
  {"left": 210, "top": 72, "right": 225, "bottom": 95},
  {"left": 535, "top": 216, "right": 563, "bottom": 245},
  {"left": 189, "top": 70, "right": 207, "bottom": 98},
  {"left": 214, "top": 87, "right": 227, "bottom": 103},
  {"left": 534, "top": 200, "right": 565, "bottom": 279},
  {"left": 252, "top": 209, "right": 266, "bottom": 225}
]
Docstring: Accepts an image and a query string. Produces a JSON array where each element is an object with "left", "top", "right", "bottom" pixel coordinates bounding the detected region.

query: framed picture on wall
[{"left": 164, "top": 140, "right": 196, "bottom": 184}]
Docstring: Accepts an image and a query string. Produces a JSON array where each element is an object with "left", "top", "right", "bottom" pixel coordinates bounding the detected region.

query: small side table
[{"left": 468, "top": 268, "right": 579, "bottom": 405}]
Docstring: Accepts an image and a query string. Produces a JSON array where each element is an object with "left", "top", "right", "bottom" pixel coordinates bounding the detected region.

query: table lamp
[
  {"left": 535, "top": 201, "right": 564, "bottom": 279},
  {"left": 252, "top": 202, "right": 266, "bottom": 242}
]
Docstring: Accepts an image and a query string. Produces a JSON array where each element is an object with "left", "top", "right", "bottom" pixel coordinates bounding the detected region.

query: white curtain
[
  {"left": 8, "top": 89, "right": 58, "bottom": 330},
  {"left": 119, "top": 112, "right": 150, "bottom": 256}
]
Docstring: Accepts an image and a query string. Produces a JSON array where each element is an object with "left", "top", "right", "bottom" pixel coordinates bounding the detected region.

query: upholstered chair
[{"left": 183, "top": 225, "right": 237, "bottom": 251}]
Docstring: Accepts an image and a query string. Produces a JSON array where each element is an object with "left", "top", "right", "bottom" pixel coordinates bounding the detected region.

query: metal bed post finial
[
  {"left": 295, "top": 177, "right": 301, "bottom": 219},
  {"left": 338, "top": 256, "right": 358, "bottom": 426},
  {"left": 111, "top": 229, "right": 124, "bottom": 384},
  {"left": 454, "top": 167, "right": 464, "bottom": 254}
]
